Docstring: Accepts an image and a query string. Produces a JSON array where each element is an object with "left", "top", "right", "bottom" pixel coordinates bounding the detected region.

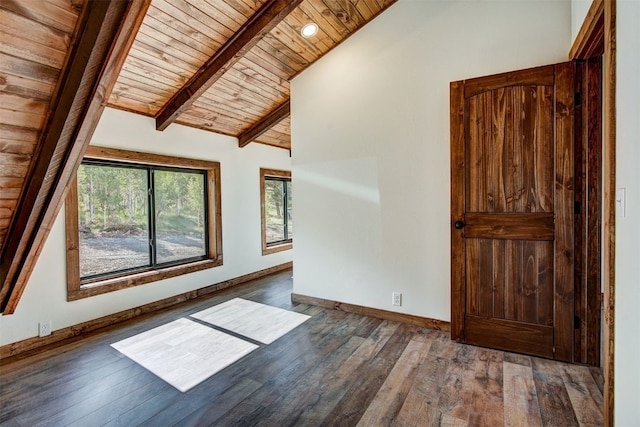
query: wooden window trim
[
  {"left": 260, "top": 168, "right": 292, "bottom": 255},
  {"left": 66, "top": 146, "right": 223, "bottom": 301}
]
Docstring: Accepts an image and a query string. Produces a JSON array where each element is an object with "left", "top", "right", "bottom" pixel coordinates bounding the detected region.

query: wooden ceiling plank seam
[
  {"left": 321, "top": 0, "right": 365, "bottom": 32},
  {"left": 362, "top": 0, "right": 381, "bottom": 13},
  {"left": 0, "top": 123, "right": 39, "bottom": 143},
  {"left": 194, "top": 93, "right": 265, "bottom": 120},
  {"left": 136, "top": 25, "right": 211, "bottom": 62},
  {"left": 236, "top": 56, "right": 289, "bottom": 89},
  {"left": 0, "top": 0, "right": 150, "bottom": 314},
  {"left": 195, "top": 86, "right": 275, "bottom": 120},
  {"left": 192, "top": 97, "right": 263, "bottom": 123},
  {"left": 106, "top": 101, "right": 157, "bottom": 118},
  {"left": 152, "top": 0, "right": 233, "bottom": 46},
  {"left": 0, "top": 109, "right": 46, "bottom": 131},
  {"left": 196, "top": 88, "right": 269, "bottom": 115},
  {"left": 0, "top": 72, "right": 55, "bottom": 101},
  {"left": 262, "top": 29, "right": 316, "bottom": 66},
  {"left": 303, "top": 1, "right": 350, "bottom": 40},
  {"left": 0, "top": 93, "right": 49, "bottom": 116},
  {"left": 243, "top": 50, "right": 293, "bottom": 81},
  {"left": 203, "top": 79, "right": 283, "bottom": 113},
  {"left": 121, "top": 55, "right": 189, "bottom": 88},
  {"left": 0, "top": 141, "right": 38, "bottom": 156},
  {"left": 257, "top": 35, "right": 310, "bottom": 72},
  {"left": 175, "top": 113, "right": 240, "bottom": 137},
  {"left": 230, "top": 0, "right": 265, "bottom": 15},
  {"left": 144, "top": 5, "right": 218, "bottom": 56},
  {"left": 0, "top": 163, "right": 29, "bottom": 179},
  {"left": 128, "top": 43, "right": 200, "bottom": 77},
  {"left": 255, "top": 133, "right": 290, "bottom": 147},
  {"left": 224, "top": 67, "right": 289, "bottom": 100},
  {"left": 172, "top": 0, "right": 241, "bottom": 34},
  {"left": 110, "top": 88, "right": 171, "bottom": 110},
  {"left": 114, "top": 73, "right": 176, "bottom": 95},
  {"left": 239, "top": 99, "right": 290, "bottom": 147},
  {"left": 139, "top": 14, "right": 215, "bottom": 58},
  {"left": 0, "top": 28, "right": 67, "bottom": 69},
  {"left": 179, "top": 109, "right": 249, "bottom": 130},
  {"left": 246, "top": 44, "right": 299, "bottom": 78},
  {"left": 213, "top": 75, "right": 284, "bottom": 108},
  {"left": 154, "top": 0, "right": 304, "bottom": 131},
  {"left": 351, "top": 0, "right": 375, "bottom": 20},
  {"left": 201, "top": 0, "right": 252, "bottom": 27},
  {"left": 280, "top": 13, "right": 332, "bottom": 57},
  {"left": 0, "top": 0, "right": 80, "bottom": 34},
  {"left": 0, "top": 9, "right": 71, "bottom": 52},
  {"left": 112, "top": 80, "right": 175, "bottom": 101},
  {"left": 133, "top": 31, "right": 207, "bottom": 70},
  {"left": 0, "top": 52, "right": 59, "bottom": 84},
  {"left": 296, "top": 3, "right": 342, "bottom": 44},
  {"left": 270, "top": 20, "right": 324, "bottom": 61}
]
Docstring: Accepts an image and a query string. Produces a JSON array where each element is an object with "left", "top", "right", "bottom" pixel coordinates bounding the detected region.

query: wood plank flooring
[{"left": 0, "top": 270, "right": 603, "bottom": 426}]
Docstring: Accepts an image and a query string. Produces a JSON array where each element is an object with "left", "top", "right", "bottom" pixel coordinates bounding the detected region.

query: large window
[
  {"left": 66, "top": 147, "right": 222, "bottom": 300},
  {"left": 260, "top": 168, "right": 292, "bottom": 255}
]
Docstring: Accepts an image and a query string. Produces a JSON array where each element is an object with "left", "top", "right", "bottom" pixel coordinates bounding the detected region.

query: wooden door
[{"left": 450, "top": 63, "right": 575, "bottom": 362}]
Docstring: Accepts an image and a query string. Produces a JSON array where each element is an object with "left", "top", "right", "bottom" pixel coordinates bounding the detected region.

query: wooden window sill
[{"left": 68, "top": 257, "right": 222, "bottom": 301}]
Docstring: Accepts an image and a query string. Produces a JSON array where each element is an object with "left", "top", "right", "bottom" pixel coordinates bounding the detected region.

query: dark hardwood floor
[{"left": 0, "top": 270, "right": 603, "bottom": 426}]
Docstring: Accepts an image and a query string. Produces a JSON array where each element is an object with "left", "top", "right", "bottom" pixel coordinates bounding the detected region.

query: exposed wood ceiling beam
[
  {"left": 239, "top": 100, "right": 290, "bottom": 148},
  {"left": 154, "top": 0, "right": 303, "bottom": 132},
  {"left": 0, "top": 0, "right": 150, "bottom": 314}
]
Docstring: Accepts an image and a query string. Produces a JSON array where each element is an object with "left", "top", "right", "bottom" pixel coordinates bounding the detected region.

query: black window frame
[
  {"left": 78, "top": 159, "right": 210, "bottom": 282},
  {"left": 260, "top": 168, "right": 292, "bottom": 255}
]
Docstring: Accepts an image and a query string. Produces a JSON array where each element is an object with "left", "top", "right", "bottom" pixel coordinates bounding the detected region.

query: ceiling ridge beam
[
  {"left": 238, "top": 99, "right": 290, "bottom": 148},
  {"left": 154, "top": 0, "right": 303, "bottom": 132},
  {"left": 0, "top": 0, "right": 150, "bottom": 314}
]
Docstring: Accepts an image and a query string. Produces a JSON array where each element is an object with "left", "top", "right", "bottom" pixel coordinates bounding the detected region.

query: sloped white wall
[
  {"left": 571, "top": 0, "right": 594, "bottom": 43},
  {"left": 0, "top": 108, "right": 292, "bottom": 346},
  {"left": 614, "top": 0, "right": 640, "bottom": 423},
  {"left": 291, "top": 0, "right": 570, "bottom": 321}
]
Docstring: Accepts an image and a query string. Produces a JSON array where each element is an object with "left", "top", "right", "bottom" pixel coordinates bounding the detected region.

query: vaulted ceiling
[{"left": 0, "top": 0, "right": 398, "bottom": 313}]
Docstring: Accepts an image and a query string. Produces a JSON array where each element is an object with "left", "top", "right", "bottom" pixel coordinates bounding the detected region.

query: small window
[
  {"left": 66, "top": 147, "right": 222, "bottom": 300},
  {"left": 260, "top": 168, "right": 292, "bottom": 255}
]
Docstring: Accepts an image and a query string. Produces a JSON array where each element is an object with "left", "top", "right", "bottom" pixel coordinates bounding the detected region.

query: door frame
[{"left": 570, "top": 0, "right": 615, "bottom": 424}]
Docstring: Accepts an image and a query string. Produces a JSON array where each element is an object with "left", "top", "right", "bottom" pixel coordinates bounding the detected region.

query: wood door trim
[
  {"left": 569, "top": 0, "right": 604, "bottom": 60},
  {"left": 603, "top": 1, "right": 616, "bottom": 424},
  {"left": 450, "top": 80, "right": 465, "bottom": 342},
  {"left": 464, "top": 213, "right": 554, "bottom": 240}
]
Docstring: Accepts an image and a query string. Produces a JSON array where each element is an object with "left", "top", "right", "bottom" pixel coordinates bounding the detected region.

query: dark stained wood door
[{"left": 450, "top": 63, "right": 575, "bottom": 362}]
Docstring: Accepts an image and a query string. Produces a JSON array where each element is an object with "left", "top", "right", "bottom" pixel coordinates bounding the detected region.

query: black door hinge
[
  {"left": 575, "top": 92, "right": 582, "bottom": 106},
  {"left": 575, "top": 200, "right": 581, "bottom": 215},
  {"left": 574, "top": 315, "right": 581, "bottom": 329}
]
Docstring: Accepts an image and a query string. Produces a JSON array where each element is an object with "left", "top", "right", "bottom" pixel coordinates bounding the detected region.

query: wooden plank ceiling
[
  {"left": 0, "top": 0, "right": 397, "bottom": 313},
  {"left": 108, "top": 0, "right": 398, "bottom": 149}
]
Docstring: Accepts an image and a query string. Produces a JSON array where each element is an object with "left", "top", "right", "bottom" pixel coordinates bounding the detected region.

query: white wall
[
  {"left": 571, "top": 0, "right": 594, "bottom": 43},
  {"left": 614, "top": 0, "right": 640, "bottom": 423},
  {"left": 291, "top": 0, "right": 570, "bottom": 321},
  {"left": 0, "top": 108, "right": 292, "bottom": 346}
]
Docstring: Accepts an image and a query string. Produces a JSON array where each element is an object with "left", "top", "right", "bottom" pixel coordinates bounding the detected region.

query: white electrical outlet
[
  {"left": 39, "top": 321, "right": 52, "bottom": 337},
  {"left": 392, "top": 292, "right": 402, "bottom": 307}
]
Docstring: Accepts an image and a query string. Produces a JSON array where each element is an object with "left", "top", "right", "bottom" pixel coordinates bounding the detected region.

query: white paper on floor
[
  {"left": 191, "top": 298, "right": 311, "bottom": 344},
  {"left": 111, "top": 318, "right": 258, "bottom": 392}
]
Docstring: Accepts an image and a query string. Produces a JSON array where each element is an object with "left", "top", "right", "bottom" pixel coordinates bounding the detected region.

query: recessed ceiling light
[{"left": 301, "top": 23, "right": 318, "bottom": 38}]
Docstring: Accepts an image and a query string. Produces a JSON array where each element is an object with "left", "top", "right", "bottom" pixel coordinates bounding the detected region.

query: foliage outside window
[
  {"left": 260, "top": 168, "right": 292, "bottom": 255},
  {"left": 66, "top": 147, "right": 222, "bottom": 300}
]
